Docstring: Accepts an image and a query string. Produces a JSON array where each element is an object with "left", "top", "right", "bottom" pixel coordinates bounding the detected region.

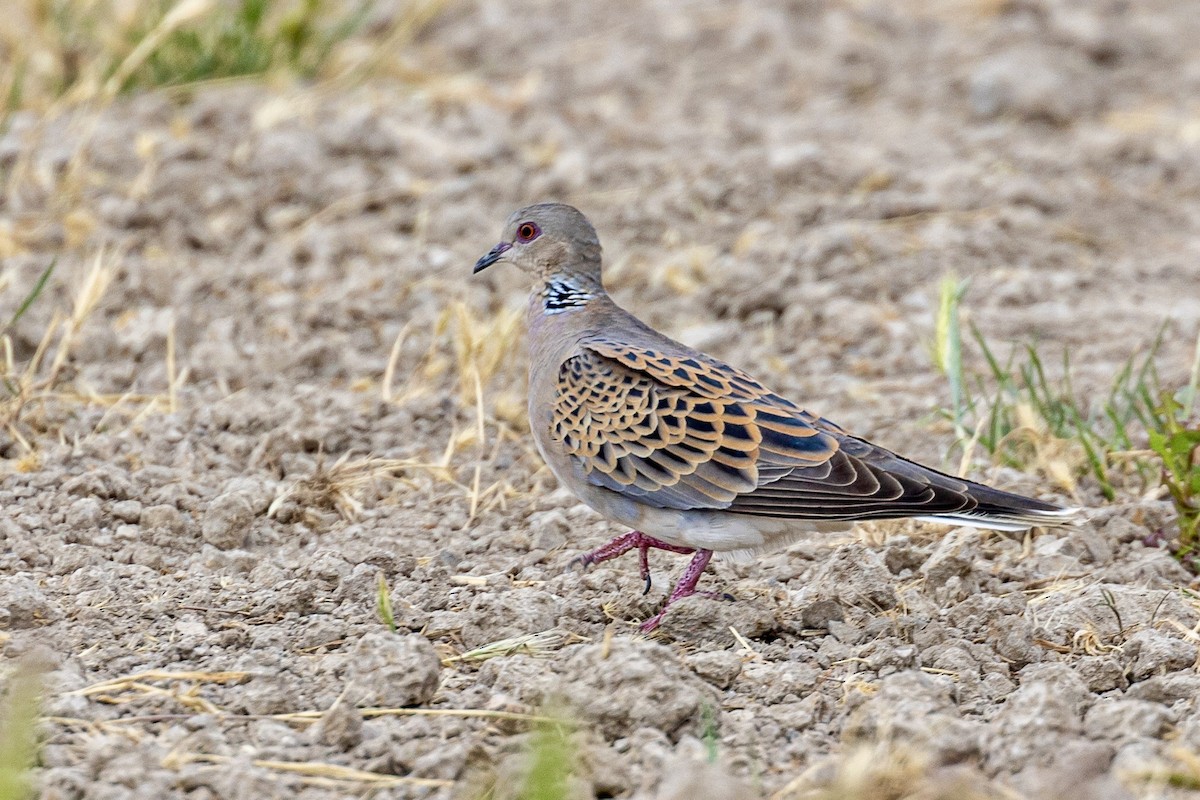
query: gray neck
[{"left": 541, "top": 275, "right": 599, "bottom": 314}]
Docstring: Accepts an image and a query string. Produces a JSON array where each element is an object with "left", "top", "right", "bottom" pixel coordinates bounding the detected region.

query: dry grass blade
[
  {"left": 109, "top": 682, "right": 223, "bottom": 714},
  {"left": 265, "top": 707, "right": 563, "bottom": 729},
  {"left": 729, "top": 626, "right": 761, "bottom": 659},
  {"left": 380, "top": 321, "right": 412, "bottom": 403},
  {"left": 60, "top": 670, "right": 246, "bottom": 718},
  {"left": 48, "top": 705, "right": 561, "bottom": 730},
  {"left": 1160, "top": 617, "right": 1200, "bottom": 649},
  {"left": 165, "top": 315, "right": 184, "bottom": 413},
  {"left": 2, "top": 247, "right": 119, "bottom": 445},
  {"left": 267, "top": 453, "right": 451, "bottom": 521},
  {"left": 46, "top": 249, "right": 117, "bottom": 381},
  {"left": 1071, "top": 627, "right": 1122, "bottom": 656},
  {"left": 68, "top": 670, "right": 249, "bottom": 698},
  {"left": 467, "top": 367, "right": 486, "bottom": 524},
  {"left": 1024, "top": 576, "right": 1097, "bottom": 604},
  {"left": 392, "top": 300, "right": 523, "bottom": 409},
  {"left": 442, "top": 630, "right": 589, "bottom": 665},
  {"left": 448, "top": 301, "right": 524, "bottom": 401},
  {"left": 160, "top": 751, "right": 452, "bottom": 789},
  {"left": 345, "top": 707, "right": 559, "bottom": 724}
]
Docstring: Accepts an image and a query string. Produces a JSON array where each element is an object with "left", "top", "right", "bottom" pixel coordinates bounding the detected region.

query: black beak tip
[{"left": 473, "top": 242, "right": 511, "bottom": 274}]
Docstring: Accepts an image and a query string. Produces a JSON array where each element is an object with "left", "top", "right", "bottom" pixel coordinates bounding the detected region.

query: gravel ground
[{"left": 3, "top": 0, "right": 1200, "bottom": 798}]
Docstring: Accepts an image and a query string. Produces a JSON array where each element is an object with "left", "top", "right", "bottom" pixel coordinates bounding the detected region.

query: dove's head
[{"left": 474, "top": 203, "right": 602, "bottom": 285}]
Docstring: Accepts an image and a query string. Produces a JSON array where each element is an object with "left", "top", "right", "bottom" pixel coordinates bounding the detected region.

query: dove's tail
[{"left": 916, "top": 481, "right": 1082, "bottom": 532}]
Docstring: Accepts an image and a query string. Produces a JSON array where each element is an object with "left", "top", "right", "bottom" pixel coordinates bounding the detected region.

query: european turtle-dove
[{"left": 474, "top": 203, "right": 1078, "bottom": 632}]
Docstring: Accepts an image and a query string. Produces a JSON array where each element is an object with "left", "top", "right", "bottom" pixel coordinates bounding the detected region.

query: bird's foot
[
  {"left": 639, "top": 549, "right": 720, "bottom": 633},
  {"left": 572, "top": 531, "right": 695, "bottom": 593}
]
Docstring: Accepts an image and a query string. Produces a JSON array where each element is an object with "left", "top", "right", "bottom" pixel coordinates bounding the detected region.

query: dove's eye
[{"left": 516, "top": 222, "right": 541, "bottom": 242}]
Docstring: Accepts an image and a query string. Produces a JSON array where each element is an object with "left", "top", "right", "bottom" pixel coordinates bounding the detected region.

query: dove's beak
[{"left": 473, "top": 242, "right": 512, "bottom": 274}]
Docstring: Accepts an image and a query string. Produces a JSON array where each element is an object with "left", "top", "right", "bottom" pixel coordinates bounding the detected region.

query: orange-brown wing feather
[{"left": 551, "top": 341, "right": 839, "bottom": 510}]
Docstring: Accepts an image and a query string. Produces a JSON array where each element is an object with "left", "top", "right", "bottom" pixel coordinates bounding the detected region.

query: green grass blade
[
  {"left": 701, "top": 701, "right": 720, "bottom": 765},
  {"left": 1022, "top": 345, "right": 1064, "bottom": 433},
  {"left": 1184, "top": 327, "right": 1200, "bottom": 420},
  {"left": 1070, "top": 404, "right": 1115, "bottom": 500},
  {"left": 1, "top": 59, "right": 26, "bottom": 137},
  {"left": 521, "top": 711, "right": 574, "bottom": 800},
  {"left": 984, "top": 379, "right": 1008, "bottom": 454},
  {"left": 1105, "top": 404, "right": 1132, "bottom": 451},
  {"left": 970, "top": 321, "right": 1010, "bottom": 388},
  {"left": 0, "top": 665, "right": 42, "bottom": 800},
  {"left": 934, "top": 275, "right": 971, "bottom": 442},
  {"left": 4, "top": 258, "right": 57, "bottom": 334},
  {"left": 376, "top": 572, "right": 397, "bottom": 632}
]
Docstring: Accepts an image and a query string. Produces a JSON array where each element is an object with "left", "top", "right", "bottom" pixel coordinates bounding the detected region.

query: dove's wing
[
  {"left": 551, "top": 338, "right": 1074, "bottom": 529},
  {"left": 552, "top": 338, "right": 838, "bottom": 510}
]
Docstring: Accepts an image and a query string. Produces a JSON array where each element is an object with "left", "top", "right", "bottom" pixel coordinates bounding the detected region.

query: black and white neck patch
[{"left": 543, "top": 279, "right": 594, "bottom": 313}]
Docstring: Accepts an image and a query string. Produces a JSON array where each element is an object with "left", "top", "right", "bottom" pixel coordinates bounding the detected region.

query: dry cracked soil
[{"left": 3, "top": 0, "right": 1200, "bottom": 798}]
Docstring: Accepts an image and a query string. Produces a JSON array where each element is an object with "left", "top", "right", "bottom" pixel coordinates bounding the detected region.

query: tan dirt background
[{"left": 3, "top": 0, "right": 1200, "bottom": 798}]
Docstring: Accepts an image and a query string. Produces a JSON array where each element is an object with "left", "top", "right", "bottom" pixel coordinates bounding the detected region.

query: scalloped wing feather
[
  {"left": 552, "top": 340, "right": 1074, "bottom": 526},
  {"left": 552, "top": 341, "right": 840, "bottom": 511}
]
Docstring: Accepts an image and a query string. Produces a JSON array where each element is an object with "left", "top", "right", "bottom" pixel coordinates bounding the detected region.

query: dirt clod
[{"left": 344, "top": 631, "right": 441, "bottom": 708}]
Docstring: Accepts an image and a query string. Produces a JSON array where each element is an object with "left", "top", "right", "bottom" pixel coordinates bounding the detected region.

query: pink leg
[
  {"left": 639, "top": 549, "right": 722, "bottom": 633},
  {"left": 637, "top": 546, "right": 651, "bottom": 594},
  {"left": 574, "top": 532, "right": 730, "bottom": 631},
  {"left": 574, "top": 531, "right": 695, "bottom": 594}
]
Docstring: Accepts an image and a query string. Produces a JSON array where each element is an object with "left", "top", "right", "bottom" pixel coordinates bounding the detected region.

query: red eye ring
[{"left": 516, "top": 221, "right": 540, "bottom": 242}]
